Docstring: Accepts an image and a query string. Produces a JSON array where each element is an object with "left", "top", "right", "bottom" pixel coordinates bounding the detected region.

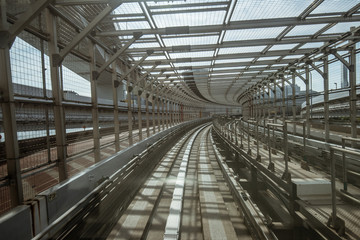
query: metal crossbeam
[
  {"left": 96, "top": 15, "right": 360, "bottom": 37},
  {"left": 96, "top": 33, "right": 142, "bottom": 77}
]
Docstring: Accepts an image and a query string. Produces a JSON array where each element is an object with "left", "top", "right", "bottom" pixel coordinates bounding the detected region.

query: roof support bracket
[
  {"left": 331, "top": 50, "right": 353, "bottom": 71},
  {"left": 96, "top": 34, "right": 142, "bottom": 77},
  {"left": 8, "top": 0, "right": 53, "bottom": 46},
  {"left": 119, "top": 52, "right": 151, "bottom": 82},
  {"left": 294, "top": 71, "right": 307, "bottom": 83},
  {"left": 59, "top": 1, "right": 123, "bottom": 61},
  {"left": 134, "top": 62, "right": 160, "bottom": 86},
  {"left": 309, "top": 62, "right": 325, "bottom": 78}
]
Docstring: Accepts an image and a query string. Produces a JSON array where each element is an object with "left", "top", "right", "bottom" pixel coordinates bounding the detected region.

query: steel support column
[
  {"left": 305, "top": 66, "right": 311, "bottom": 137},
  {"left": 262, "top": 85, "right": 266, "bottom": 137},
  {"left": 292, "top": 73, "right": 296, "bottom": 135},
  {"left": 152, "top": 87, "right": 156, "bottom": 134},
  {"left": 89, "top": 42, "right": 100, "bottom": 162},
  {"left": 349, "top": 46, "right": 357, "bottom": 146},
  {"left": 323, "top": 56, "right": 330, "bottom": 143},
  {"left": 281, "top": 77, "right": 286, "bottom": 120},
  {"left": 267, "top": 82, "right": 271, "bottom": 118},
  {"left": 0, "top": 0, "right": 23, "bottom": 207},
  {"left": 145, "top": 93, "right": 150, "bottom": 138},
  {"left": 112, "top": 62, "right": 120, "bottom": 152},
  {"left": 166, "top": 99, "right": 169, "bottom": 129},
  {"left": 46, "top": 9, "right": 67, "bottom": 181},
  {"left": 137, "top": 88, "right": 142, "bottom": 141},
  {"left": 127, "top": 71, "right": 133, "bottom": 146},
  {"left": 161, "top": 98, "right": 165, "bottom": 130},
  {"left": 273, "top": 80, "right": 277, "bottom": 123},
  {"left": 157, "top": 95, "right": 161, "bottom": 131}
]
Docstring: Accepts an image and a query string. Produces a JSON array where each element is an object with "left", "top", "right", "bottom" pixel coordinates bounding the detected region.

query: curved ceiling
[{"left": 6, "top": 0, "right": 360, "bottom": 106}]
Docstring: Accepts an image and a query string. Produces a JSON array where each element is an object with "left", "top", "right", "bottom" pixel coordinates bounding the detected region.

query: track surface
[{"left": 107, "top": 124, "right": 252, "bottom": 240}]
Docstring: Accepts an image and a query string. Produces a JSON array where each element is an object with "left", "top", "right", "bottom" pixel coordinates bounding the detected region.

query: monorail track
[
  {"left": 106, "top": 124, "right": 258, "bottom": 240},
  {"left": 50, "top": 123, "right": 274, "bottom": 240}
]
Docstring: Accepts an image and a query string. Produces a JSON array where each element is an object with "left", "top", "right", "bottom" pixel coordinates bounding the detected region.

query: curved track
[{"left": 105, "top": 124, "right": 255, "bottom": 240}]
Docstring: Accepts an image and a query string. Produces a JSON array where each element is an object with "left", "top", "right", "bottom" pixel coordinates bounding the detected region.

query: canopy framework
[{"left": 4, "top": 0, "right": 360, "bottom": 106}]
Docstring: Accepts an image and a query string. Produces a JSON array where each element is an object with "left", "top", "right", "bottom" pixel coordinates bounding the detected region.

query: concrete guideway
[
  {"left": 107, "top": 124, "right": 265, "bottom": 240},
  {"left": 215, "top": 117, "right": 360, "bottom": 240}
]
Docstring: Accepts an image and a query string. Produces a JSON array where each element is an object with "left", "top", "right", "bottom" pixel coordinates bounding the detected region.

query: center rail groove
[{"left": 105, "top": 123, "right": 275, "bottom": 240}]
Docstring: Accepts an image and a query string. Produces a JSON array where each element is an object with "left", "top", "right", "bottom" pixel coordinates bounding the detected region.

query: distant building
[
  {"left": 341, "top": 64, "right": 349, "bottom": 88},
  {"left": 269, "top": 84, "right": 300, "bottom": 99}
]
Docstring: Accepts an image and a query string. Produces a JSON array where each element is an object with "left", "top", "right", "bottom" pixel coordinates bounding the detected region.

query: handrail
[
  {"left": 328, "top": 146, "right": 360, "bottom": 233},
  {"left": 341, "top": 137, "right": 360, "bottom": 191}
]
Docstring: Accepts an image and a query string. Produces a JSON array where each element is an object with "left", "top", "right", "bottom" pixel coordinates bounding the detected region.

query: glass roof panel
[
  {"left": 323, "top": 22, "right": 360, "bottom": 34},
  {"left": 151, "top": 5, "right": 228, "bottom": 13},
  {"left": 282, "top": 54, "right": 305, "bottom": 60},
  {"left": 113, "top": 2, "right": 143, "bottom": 14},
  {"left": 145, "top": 55, "right": 167, "bottom": 61},
  {"left": 174, "top": 61, "right": 212, "bottom": 67},
  {"left": 285, "top": 24, "right": 328, "bottom": 36},
  {"left": 170, "top": 51, "right": 214, "bottom": 58},
  {"left": 146, "top": 0, "right": 229, "bottom": 7},
  {"left": 299, "top": 42, "right": 324, "bottom": 49},
  {"left": 215, "top": 58, "right": 253, "bottom": 64},
  {"left": 211, "top": 66, "right": 245, "bottom": 71},
  {"left": 115, "top": 21, "right": 151, "bottom": 30},
  {"left": 129, "top": 41, "right": 161, "bottom": 49},
  {"left": 256, "top": 56, "right": 280, "bottom": 61},
  {"left": 218, "top": 46, "right": 267, "bottom": 54},
  {"left": 311, "top": 0, "right": 360, "bottom": 14},
  {"left": 153, "top": 10, "right": 226, "bottom": 28},
  {"left": 211, "top": 72, "right": 239, "bottom": 76},
  {"left": 269, "top": 44, "right": 299, "bottom": 51},
  {"left": 223, "top": 27, "right": 286, "bottom": 41},
  {"left": 231, "top": 0, "right": 312, "bottom": 21},
  {"left": 163, "top": 35, "right": 218, "bottom": 47}
]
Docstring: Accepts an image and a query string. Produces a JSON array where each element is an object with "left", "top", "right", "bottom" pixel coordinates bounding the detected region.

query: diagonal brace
[
  {"left": 133, "top": 61, "right": 161, "bottom": 86},
  {"left": 331, "top": 51, "right": 354, "bottom": 71},
  {"left": 58, "top": 0, "right": 123, "bottom": 62},
  {"left": 309, "top": 62, "right": 325, "bottom": 78},
  {"left": 143, "top": 69, "right": 166, "bottom": 92},
  {"left": 120, "top": 50, "right": 153, "bottom": 83},
  {"left": 96, "top": 33, "right": 142, "bottom": 77},
  {"left": 294, "top": 71, "right": 307, "bottom": 83},
  {"left": 9, "top": 0, "right": 53, "bottom": 45}
]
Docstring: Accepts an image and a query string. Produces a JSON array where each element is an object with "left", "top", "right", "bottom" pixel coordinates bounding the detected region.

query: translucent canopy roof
[{"left": 7, "top": 0, "right": 360, "bottom": 106}]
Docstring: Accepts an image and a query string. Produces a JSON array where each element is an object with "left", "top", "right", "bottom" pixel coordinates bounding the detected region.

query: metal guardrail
[
  {"left": 328, "top": 145, "right": 360, "bottom": 235},
  {"left": 0, "top": 119, "right": 210, "bottom": 240},
  {"left": 210, "top": 127, "right": 277, "bottom": 240},
  {"left": 341, "top": 137, "right": 360, "bottom": 191}
]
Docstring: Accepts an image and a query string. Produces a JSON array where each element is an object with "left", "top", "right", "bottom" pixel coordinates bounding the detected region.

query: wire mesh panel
[
  {"left": 10, "top": 32, "right": 52, "bottom": 97},
  {"left": 99, "top": 108, "right": 116, "bottom": 158}
]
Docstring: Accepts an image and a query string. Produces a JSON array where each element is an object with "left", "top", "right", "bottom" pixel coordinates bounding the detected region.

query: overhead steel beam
[
  {"left": 148, "top": 1, "right": 227, "bottom": 10},
  {"left": 96, "top": 33, "right": 142, "bottom": 77},
  {"left": 8, "top": 0, "right": 53, "bottom": 44},
  {"left": 54, "top": 0, "right": 186, "bottom": 5},
  {"left": 119, "top": 50, "right": 152, "bottom": 82},
  {"left": 150, "top": 7, "right": 228, "bottom": 15},
  {"left": 133, "top": 62, "right": 161, "bottom": 86},
  {"left": 298, "top": 0, "right": 325, "bottom": 20},
  {"left": 123, "top": 36, "right": 345, "bottom": 54},
  {"left": 153, "top": 65, "right": 281, "bottom": 74},
  {"left": 142, "top": 70, "right": 165, "bottom": 93},
  {"left": 140, "top": 48, "right": 312, "bottom": 64},
  {"left": 57, "top": 0, "right": 123, "bottom": 62},
  {"left": 143, "top": 59, "right": 295, "bottom": 68},
  {"left": 47, "top": 4, "right": 114, "bottom": 59},
  {"left": 96, "top": 15, "right": 360, "bottom": 37}
]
